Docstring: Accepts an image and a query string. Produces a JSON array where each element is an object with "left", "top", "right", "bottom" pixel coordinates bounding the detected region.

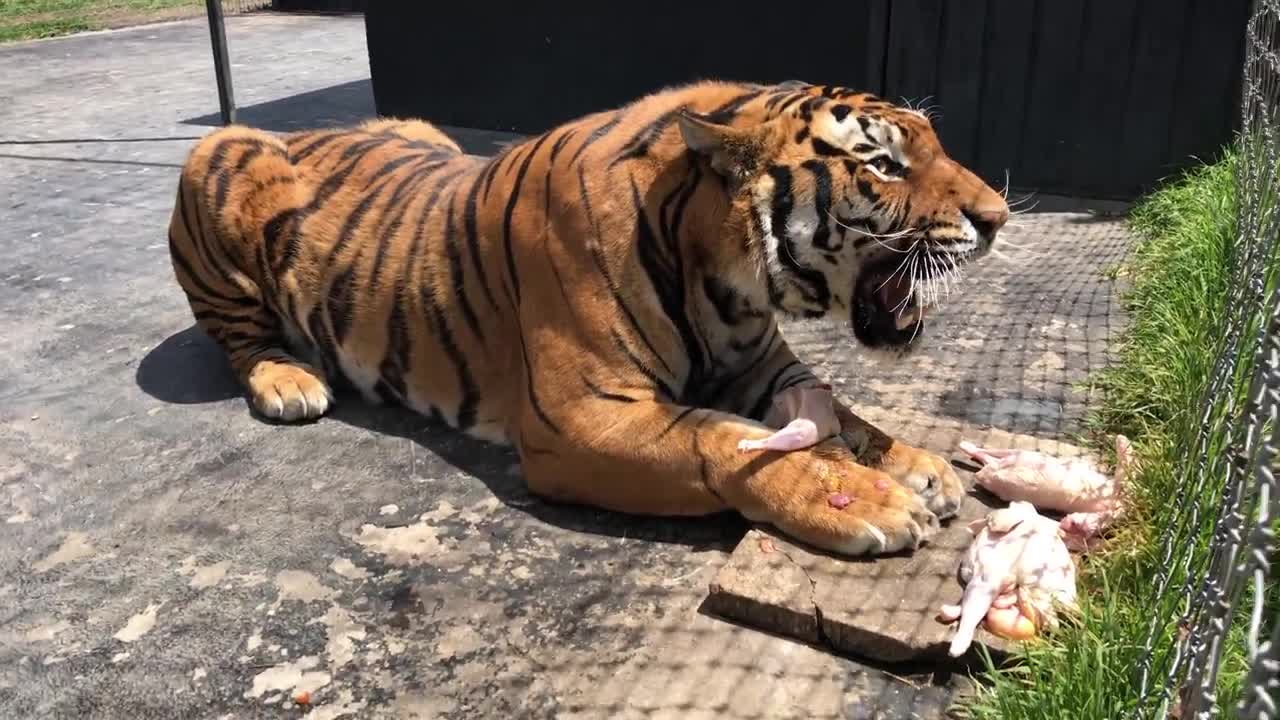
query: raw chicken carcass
[
  {"left": 737, "top": 383, "right": 840, "bottom": 453},
  {"left": 937, "top": 501, "right": 1078, "bottom": 657},
  {"left": 957, "top": 435, "right": 1134, "bottom": 544}
]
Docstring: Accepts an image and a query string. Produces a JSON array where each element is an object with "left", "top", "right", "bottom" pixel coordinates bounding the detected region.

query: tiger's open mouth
[{"left": 850, "top": 259, "right": 935, "bottom": 349}]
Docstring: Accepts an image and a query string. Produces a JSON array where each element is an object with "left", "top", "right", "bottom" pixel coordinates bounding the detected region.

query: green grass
[
  {"left": 957, "top": 147, "right": 1279, "bottom": 718},
  {"left": 0, "top": 0, "right": 205, "bottom": 43}
]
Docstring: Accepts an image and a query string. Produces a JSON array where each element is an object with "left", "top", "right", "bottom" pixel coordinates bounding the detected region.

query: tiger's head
[{"left": 679, "top": 86, "right": 1008, "bottom": 354}]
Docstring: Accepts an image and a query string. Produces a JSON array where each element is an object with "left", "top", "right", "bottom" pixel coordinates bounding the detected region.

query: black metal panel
[
  {"left": 272, "top": 0, "right": 365, "bottom": 11},
  {"left": 365, "top": 1, "right": 889, "bottom": 135},
  {"left": 364, "top": 0, "right": 1248, "bottom": 198},
  {"left": 971, "top": 0, "right": 1036, "bottom": 189},
  {"left": 877, "top": 0, "right": 1248, "bottom": 198}
]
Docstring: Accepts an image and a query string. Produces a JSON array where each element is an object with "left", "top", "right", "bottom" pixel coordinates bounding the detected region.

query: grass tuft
[{"left": 0, "top": 0, "right": 207, "bottom": 43}]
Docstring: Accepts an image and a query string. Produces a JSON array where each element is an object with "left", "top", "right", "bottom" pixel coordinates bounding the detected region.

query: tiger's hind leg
[{"left": 168, "top": 128, "right": 333, "bottom": 422}]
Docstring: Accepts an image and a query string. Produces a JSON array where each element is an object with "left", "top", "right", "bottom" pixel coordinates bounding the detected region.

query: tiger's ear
[{"left": 676, "top": 110, "right": 770, "bottom": 185}]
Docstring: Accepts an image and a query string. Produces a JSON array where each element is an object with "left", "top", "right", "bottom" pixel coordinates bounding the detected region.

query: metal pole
[{"left": 205, "top": 0, "right": 236, "bottom": 125}]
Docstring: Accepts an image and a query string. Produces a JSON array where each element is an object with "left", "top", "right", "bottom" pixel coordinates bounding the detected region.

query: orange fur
[{"left": 166, "top": 81, "right": 1008, "bottom": 556}]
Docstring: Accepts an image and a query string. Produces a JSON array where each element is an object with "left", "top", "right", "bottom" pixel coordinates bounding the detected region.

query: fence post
[{"left": 204, "top": 0, "right": 236, "bottom": 125}]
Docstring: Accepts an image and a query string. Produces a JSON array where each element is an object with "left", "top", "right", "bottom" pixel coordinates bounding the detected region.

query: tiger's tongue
[{"left": 877, "top": 275, "right": 924, "bottom": 330}]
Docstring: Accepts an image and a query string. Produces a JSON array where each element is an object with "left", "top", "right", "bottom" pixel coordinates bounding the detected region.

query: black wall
[{"left": 365, "top": 0, "right": 1249, "bottom": 200}]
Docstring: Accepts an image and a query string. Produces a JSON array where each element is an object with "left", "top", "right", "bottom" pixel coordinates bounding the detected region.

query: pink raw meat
[
  {"left": 939, "top": 501, "right": 1078, "bottom": 657},
  {"left": 737, "top": 383, "right": 840, "bottom": 453},
  {"left": 957, "top": 435, "right": 1134, "bottom": 543}
]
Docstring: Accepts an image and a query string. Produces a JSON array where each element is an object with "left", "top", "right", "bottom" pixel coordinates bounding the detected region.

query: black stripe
[
  {"left": 548, "top": 127, "right": 578, "bottom": 166},
  {"left": 811, "top": 137, "right": 850, "bottom": 157},
  {"left": 193, "top": 308, "right": 274, "bottom": 331},
  {"left": 578, "top": 165, "right": 675, "bottom": 378},
  {"left": 182, "top": 170, "right": 240, "bottom": 291},
  {"left": 262, "top": 209, "right": 297, "bottom": 271},
  {"left": 365, "top": 158, "right": 437, "bottom": 284},
  {"left": 327, "top": 263, "right": 357, "bottom": 345},
  {"left": 367, "top": 158, "right": 455, "bottom": 289},
  {"left": 290, "top": 132, "right": 343, "bottom": 162},
  {"left": 443, "top": 189, "right": 485, "bottom": 342},
  {"left": 521, "top": 436, "right": 558, "bottom": 458},
  {"left": 427, "top": 301, "right": 479, "bottom": 431},
  {"left": 803, "top": 159, "right": 839, "bottom": 252},
  {"left": 378, "top": 291, "right": 410, "bottom": 402},
  {"left": 701, "top": 89, "right": 765, "bottom": 124},
  {"left": 702, "top": 276, "right": 746, "bottom": 325},
  {"left": 203, "top": 137, "right": 258, "bottom": 185},
  {"left": 480, "top": 152, "right": 506, "bottom": 202},
  {"left": 305, "top": 304, "right": 342, "bottom": 379},
  {"left": 169, "top": 231, "right": 257, "bottom": 308},
  {"left": 500, "top": 143, "right": 526, "bottom": 177},
  {"left": 568, "top": 113, "right": 622, "bottom": 165},
  {"left": 775, "top": 94, "right": 807, "bottom": 113},
  {"left": 374, "top": 379, "right": 402, "bottom": 406},
  {"left": 271, "top": 137, "right": 388, "bottom": 273},
  {"left": 777, "top": 369, "right": 817, "bottom": 393},
  {"left": 831, "top": 104, "right": 853, "bottom": 122},
  {"left": 502, "top": 132, "right": 553, "bottom": 305},
  {"left": 766, "top": 91, "right": 802, "bottom": 111},
  {"left": 582, "top": 374, "right": 638, "bottom": 404},
  {"left": 181, "top": 178, "right": 238, "bottom": 300},
  {"left": 632, "top": 176, "right": 706, "bottom": 397},
  {"left": 517, "top": 322, "right": 561, "bottom": 435},
  {"left": 856, "top": 177, "right": 879, "bottom": 203},
  {"left": 766, "top": 165, "right": 830, "bottom": 308},
  {"left": 730, "top": 319, "right": 777, "bottom": 353},
  {"left": 611, "top": 108, "right": 680, "bottom": 166},
  {"left": 462, "top": 167, "right": 501, "bottom": 311},
  {"left": 696, "top": 324, "right": 777, "bottom": 409},
  {"left": 748, "top": 360, "right": 803, "bottom": 420},
  {"left": 361, "top": 153, "right": 421, "bottom": 191},
  {"left": 322, "top": 168, "right": 400, "bottom": 270},
  {"left": 665, "top": 156, "right": 701, "bottom": 252},
  {"left": 611, "top": 328, "right": 675, "bottom": 401},
  {"left": 657, "top": 406, "right": 699, "bottom": 439},
  {"left": 797, "top": 96, "right": 826, "bottom": 121},
  {"left": 215, "top": 145, "right": 263, "bottom": 213}
]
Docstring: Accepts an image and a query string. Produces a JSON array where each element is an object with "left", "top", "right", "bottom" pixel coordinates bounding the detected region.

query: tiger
[{"left": 166, "top": 79, "right": 1009, "bottom": 557}]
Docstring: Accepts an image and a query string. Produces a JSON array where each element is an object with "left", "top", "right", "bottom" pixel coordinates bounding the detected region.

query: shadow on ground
[{"left": 136, "top": 325, "right": 746, "bottom": 553}]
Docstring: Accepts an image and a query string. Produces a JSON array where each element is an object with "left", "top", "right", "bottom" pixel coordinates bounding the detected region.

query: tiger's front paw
[
  {"left": 877, "top": 443, "right": 964, "bottom": 520},
  {"left": 834, "top": 483, "right": 942, "bottom": 555},
  {"left": 774, "top": 464, "right": 942, "bottom": 557},
  {"left": 247, "top": 361, "right": 333, "bottom": 421}
]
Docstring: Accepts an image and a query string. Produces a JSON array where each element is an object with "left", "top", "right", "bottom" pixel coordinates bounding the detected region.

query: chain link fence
[{"left": 1129, "top": 0, "right": 1280, "bottom": 717}]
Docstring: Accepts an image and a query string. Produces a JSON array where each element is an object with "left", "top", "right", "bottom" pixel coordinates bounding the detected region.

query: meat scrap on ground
[{"left": 957, "top": 434, "right": 1134, "bottom": 547}]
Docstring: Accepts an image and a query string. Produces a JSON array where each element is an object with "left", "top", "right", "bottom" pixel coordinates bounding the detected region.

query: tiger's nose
[{"left": 963, "top": 199, "right": 1009, "bottom": 239}]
